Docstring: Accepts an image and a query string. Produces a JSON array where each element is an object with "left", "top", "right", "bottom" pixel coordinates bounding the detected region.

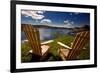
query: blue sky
[{"left": 21, "top": 10, "right": 90, "bottom": 28}]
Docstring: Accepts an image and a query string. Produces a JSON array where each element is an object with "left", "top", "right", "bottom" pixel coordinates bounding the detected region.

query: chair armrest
[
  {"left": 59, "top": 49, "right": 70, "bottom": 57},
  {"left": 71, "top": 42, "right": 73, "bottom": 47},
  {"left": 29, "top": 49, "right": 33, "bottom": 53},
  {"left": 41, "top": 40, "right": 54, "bottom": 45},
  {"left": 57, "top": 42, "right": 72, "bottom": 49}
]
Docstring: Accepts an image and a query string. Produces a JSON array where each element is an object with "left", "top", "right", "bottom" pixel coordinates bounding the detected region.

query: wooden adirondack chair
[
  {"left": 57, "top": 31, "right": 90, "bottom": 60},
  {"left": 21, "top": 24, "right": 50, "bottom": 61}
]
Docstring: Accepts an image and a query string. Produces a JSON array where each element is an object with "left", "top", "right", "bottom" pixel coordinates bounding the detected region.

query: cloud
[
  {"left": 40, "top": 19, "right": 52, "bottom": 24},
  {"left": 63, "top": 20, "right": 75, "bottom": 28},
  {"left": 21, "top": 10, "right": 45, "bottom": 20},
  {"left": 37, "top": 11, "right": 45, "bottom": 14},
  {"left": 70, "top": 21, "right": 74, "bottom": 24},
  {"left": 64, "top": 20, "right": 70, "bottom": 24},
  {"left": 64, "top": 20, "right": 74, "bottom": 24}
]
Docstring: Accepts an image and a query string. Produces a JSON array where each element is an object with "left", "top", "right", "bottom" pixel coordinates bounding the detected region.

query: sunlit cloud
[
  {"left": 21, "top": 10, "right": 45, "bottom": 20},
  {"left": 37, "top": 11, "right": 45, "bottom": 14},
  {"left": 40, "top": 19, "right": 52, "bottom": 24}
]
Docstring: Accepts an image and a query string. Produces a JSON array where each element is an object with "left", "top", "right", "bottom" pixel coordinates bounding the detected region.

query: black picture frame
[{"left": 10, "top": 0, "right": 97, "bottom": 72}]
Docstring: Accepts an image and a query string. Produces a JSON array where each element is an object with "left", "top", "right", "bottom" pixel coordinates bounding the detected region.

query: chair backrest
[
  {"left": 66, "top": 31, "right": 90, "bottom": 60},
  {"left": 21, "top": 24, "right": 42, "bottom": 56}
]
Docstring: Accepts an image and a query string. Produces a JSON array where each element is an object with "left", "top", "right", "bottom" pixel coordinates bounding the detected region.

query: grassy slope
[
  {"left": 21, "top": 35, "right": 90, "bottom": 62},
  {"left": 48, "top": 35, "right": 74, "bottom": 57}
]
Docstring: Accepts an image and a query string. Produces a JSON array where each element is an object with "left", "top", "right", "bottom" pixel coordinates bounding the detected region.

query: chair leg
[
  {"left": 30, "top": 54, "right": 41, "bottom": 62},
  {"left": 59, "top": 53, "right": 66, "bottom": 61},
  {"left": 40, "top": 53, "right": 52, "bottom": 61}
]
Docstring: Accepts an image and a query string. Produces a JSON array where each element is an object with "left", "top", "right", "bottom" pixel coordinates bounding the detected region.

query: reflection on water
[
  {"left": 39, "top": 28, "right": 71, "bottom": 41},
  {"left": 21, "top": 27, "right": 74, "bottom": 41}
]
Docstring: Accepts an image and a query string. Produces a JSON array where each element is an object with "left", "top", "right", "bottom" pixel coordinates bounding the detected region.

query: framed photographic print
[{"left": 11, "top": 0, "right": 97, "bottom": 72}]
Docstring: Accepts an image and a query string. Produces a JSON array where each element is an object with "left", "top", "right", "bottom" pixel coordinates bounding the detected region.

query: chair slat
[
  {"left": 70, "top": 32, "right": 86, "bottom": 59},
  {"left": 21, "top": 24, "right": 42, "bottom": 56},
  {"left": 66, "top": 31, "right": 89, "bottom": 60}
]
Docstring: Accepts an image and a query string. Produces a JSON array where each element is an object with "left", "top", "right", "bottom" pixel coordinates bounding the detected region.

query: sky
[
  {"left": 21, "top": 10, "right": 90, "bottom": 28},
  {"left": 21, "top": 10, "right": 90, "bottom": 41}
]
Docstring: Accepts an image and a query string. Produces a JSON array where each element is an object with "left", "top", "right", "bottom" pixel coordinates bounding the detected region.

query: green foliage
[
  {"left": 78, "top": 42, "right": 90, "bottom": 60},
  {"left": 21, "top": 34, "right": 90, "bottom": 62},
  {"left": 21, "top": 42, "right": 32, "bottom": 62},
  {"left": 48, "top": 35, "right": 74, "bottom": 57}
]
